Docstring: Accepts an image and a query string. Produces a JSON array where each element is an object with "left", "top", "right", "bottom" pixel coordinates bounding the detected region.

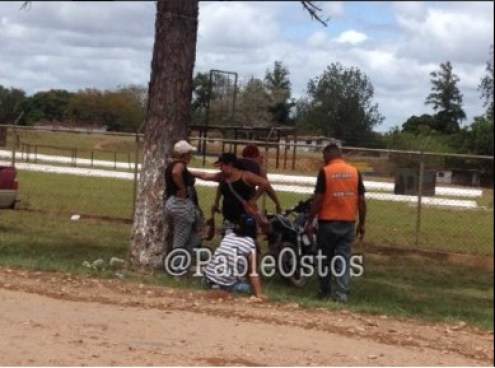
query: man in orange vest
[{"left": 305, "top": 143, "right": 367, "bottom": 302}]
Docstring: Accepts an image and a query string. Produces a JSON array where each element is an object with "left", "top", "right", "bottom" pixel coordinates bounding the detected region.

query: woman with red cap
[{"left": 239, "top": 143, "right": 282, "bottom": 214}]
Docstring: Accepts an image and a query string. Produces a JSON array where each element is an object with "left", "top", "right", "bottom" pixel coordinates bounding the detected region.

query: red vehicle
[{"left": 0, "top": 166, "right": 18, "bottom": 209}]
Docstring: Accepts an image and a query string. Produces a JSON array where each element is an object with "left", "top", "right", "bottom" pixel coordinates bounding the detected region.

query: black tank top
[
  {"left": 165, "top": 161, "right": 198, "bottom": 205},
  {"left": 238, "top": 158, "right": 261, "bottom": 176},
  {"left": 220, "top": 174, "right": 255, "bottom": 223}
]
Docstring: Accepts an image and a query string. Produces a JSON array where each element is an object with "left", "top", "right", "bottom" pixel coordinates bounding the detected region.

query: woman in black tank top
[
  {"left": 192, "top": 152, "right": 272, "bottom": 227},
  {"left": 219, "top": 172, "right": 255, "bottom": 223}
]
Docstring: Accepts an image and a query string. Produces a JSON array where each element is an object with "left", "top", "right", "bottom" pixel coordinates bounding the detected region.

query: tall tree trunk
[{"left": 129, "top": 0, "right": 198, "bottom": 268}]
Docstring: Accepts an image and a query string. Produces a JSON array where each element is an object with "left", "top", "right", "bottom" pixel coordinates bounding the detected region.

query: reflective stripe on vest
[{"left": 318, "top": 159, "right": 359, "bottom": 221}]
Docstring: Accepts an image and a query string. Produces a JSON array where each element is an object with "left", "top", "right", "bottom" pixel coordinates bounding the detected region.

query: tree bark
[{"left": 129, "top": 0, "right": 198, "bottom": 268}]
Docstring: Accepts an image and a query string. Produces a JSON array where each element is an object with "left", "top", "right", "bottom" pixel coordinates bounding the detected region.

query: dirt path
[{"left": 0, "top": 267, "right": 493, "bottom": 366}]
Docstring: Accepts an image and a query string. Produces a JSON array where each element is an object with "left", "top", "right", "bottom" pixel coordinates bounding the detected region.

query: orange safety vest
[{"left": 318, "top": 159, "right": 359, "bottom": 221}]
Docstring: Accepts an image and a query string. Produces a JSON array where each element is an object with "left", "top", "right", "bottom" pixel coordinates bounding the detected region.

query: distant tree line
[
  {"left": 0, "top": 45, "right": 492, "bottom": 155},
  {"left": 0, "top": 84, "right": 147, "bottom": 132}
]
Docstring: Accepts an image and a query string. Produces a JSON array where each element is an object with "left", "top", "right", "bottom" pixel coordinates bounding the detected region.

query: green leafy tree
[
  {"left": 452, "top": 116, "right": 494, "bottom": 156},
  {"left": 385, "top": 128, "right": 452, "bottom": 153},
  {"left": 191, "top": 72, "right": 210, "bottom": 125},
  {"left": 298, "top": 62, "right": 384, "bottom": 146},
  {"left": 208, "top": 72, "right": 238, "bottom": 126},
  {"left": 236, "top": 77, "right": 271, "bottom": 127},
  {"left": 102, "top": 86, "right": 147, "bottom": 132},
  {"left": 401, "top": 114, "right": 437, "bottom": 135},
  {"left": 425, "top": 61, "right": 466, "bottom": 134},
  {"left": 384, "top": 127, "right": 453, "bottom": 169},
  {"left": 479, "top": 45, "right": 494, "bottom": 120},
  {"left": 264, "top": 61, "right": 294, "bottom": 125},
  {"left": 24, "top": 89, "right": 72, "bottom": 124},
  {"left": 469, "top": 116, "right": 493, "bottom": 156},
  {"left": 66, "top": 86, "right": 146, "bottom": 131},
  {"left": 445, "top": 116, "right": 493, "bottom": 182},
  {"left": 0, "top": 85, "right": 26, "bottom": 124},
  {"left": 119, "top": 84, "right": 148, "bottom": 110},
  {"left": 293, "top": 97, "right": 316, "bottom": 132},
  {"left": 66, "top": 88, "right": 104, "bottom": 125}
]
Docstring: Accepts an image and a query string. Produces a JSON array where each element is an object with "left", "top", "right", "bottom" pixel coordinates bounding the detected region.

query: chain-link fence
[{"left": 1, "top": 125, "right": 493, "bottom": 255}]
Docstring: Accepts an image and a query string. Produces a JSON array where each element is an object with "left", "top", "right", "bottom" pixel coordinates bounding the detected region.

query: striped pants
[{"left": 164, "top": 196, "right": 202, "bottom": 252}]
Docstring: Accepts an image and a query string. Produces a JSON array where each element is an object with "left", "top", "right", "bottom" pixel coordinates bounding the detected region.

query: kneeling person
[{"left": 202, "top": 215, "right": 262, "bottom": 298}]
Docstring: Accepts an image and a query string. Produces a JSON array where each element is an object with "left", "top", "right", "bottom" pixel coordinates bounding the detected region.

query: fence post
[
  {"left": 261, "top": 141, "right": 269, "bottom": 212},
  {"left": 10, "top": 112, "right": 23, "bottom": 167},
  {"left": 200, "top": 131, "right": 206, "bottom": 167},
  {"left": 283, "top": 145, "right": 288, "bottom": 170},
  {"left": 415, "top": 152, "right": 425, "bottom": 247},
  {"left": 291, "top": 140, "right": 297, "bottom": 170},
  {"left": 11, "top": 134, "right": 19, "bottom": 166}
]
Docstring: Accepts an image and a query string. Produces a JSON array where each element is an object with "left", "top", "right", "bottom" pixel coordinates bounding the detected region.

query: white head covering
[{"left": 173, "top": 140, "right": 197, "bottom": 154}]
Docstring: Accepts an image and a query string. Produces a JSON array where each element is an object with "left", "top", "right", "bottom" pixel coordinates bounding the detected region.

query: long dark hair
[
  {"left": 234, "top": 214, "right": 260, "bottom": 265},
  {"left": 234, "top": 214, "right": 258, "bottom": 239}
]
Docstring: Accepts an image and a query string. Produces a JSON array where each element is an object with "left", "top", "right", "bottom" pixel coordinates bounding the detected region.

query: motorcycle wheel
[{"left": 279, "top": 241, "right": 308, "bottom": 288}]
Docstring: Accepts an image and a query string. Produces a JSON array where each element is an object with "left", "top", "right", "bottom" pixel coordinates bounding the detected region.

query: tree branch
[
  {"left": 20, "top": 1, "right": 31, "bottom": 11},
  {"left": 301, "top": 1, "right": 329, "bottom": 27}
]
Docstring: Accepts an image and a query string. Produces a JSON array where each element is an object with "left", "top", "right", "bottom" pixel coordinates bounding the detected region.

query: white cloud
[
  {"left": 306, "top": 30, "right": 328, "bottom": 48},
  {"left": 395, "top": 2, "right": 493, "bottom": 64},
  {"left": 392, "top": 1, "right": 427, "bottom": 21},
  {"left": 335, "top": 30, "right": 368, "bottom": 44},
  {"left": 0, "top": 2, "right": 154, "bottom": 94},
  {"left": 0, "top": 1, "right": 492, "bottom": 133},
  {"left": 198, "top": 2, "right": 280, "bottom": 49}
]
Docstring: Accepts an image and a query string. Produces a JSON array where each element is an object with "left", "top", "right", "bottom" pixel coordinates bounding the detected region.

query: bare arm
[
  {"left": 304, "top": 192, "right": 323, "bottom": 237},
  {"left": 243, "top": 171, "right": 270, "bottom": 203},
  {"left": 191, "top": 170, "right": 222, "bottom": 182},
  {"left": 255, "top": 167, "right": 282, "bottom": 213},
  {"left": 211, "top": 185, "right": 222, "bottom": 217},
  {"left": 247, "top": 251, "right": 262, "bottom": 298},
  {"left": 264, "top": 182, "right": 282, "bottom": 213},
  {"left": 259, "top": 166, "right": 268, "bottom": 180},
  {"left": 306, "top": 192, "right": 323, "bottom": 225},
  {"left": 304, "top": 169, "right": 325, "bottom": 235}
]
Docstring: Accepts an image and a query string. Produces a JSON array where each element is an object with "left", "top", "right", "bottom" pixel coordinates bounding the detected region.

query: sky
[{"left": 0, "top": 1, "right": 493, "bottom": 132}]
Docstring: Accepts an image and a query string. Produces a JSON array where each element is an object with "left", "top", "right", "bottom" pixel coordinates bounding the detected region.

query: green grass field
[
  {"left": 16, "top": 170, "right": 494, "bottom": 255},
  {"left": 5, "top": 128, "right": 138, "bottom": 161},
  {"left": 0, "top": 210, "right": 492, "bottom": 330}
]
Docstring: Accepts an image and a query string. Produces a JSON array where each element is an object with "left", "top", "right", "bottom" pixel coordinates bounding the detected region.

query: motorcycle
[{"left": 265, "top": 197, "right": 317, "bottom": 287}]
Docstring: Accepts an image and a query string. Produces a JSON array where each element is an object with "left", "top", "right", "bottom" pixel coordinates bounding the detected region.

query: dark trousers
[{"left": 317, "top": 221, "right": 355, "bottom": 300}]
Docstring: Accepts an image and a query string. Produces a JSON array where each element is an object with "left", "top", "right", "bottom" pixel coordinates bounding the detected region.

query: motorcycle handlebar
[{"left": 266, "top": 198, "right": 312, "bottom": 218}]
